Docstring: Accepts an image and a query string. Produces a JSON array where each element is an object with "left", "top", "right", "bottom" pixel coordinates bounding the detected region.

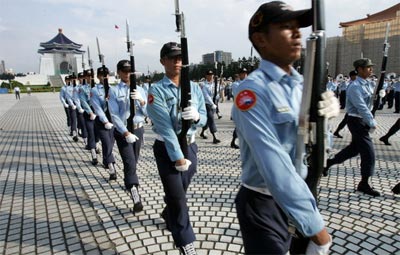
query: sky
[{"left": 0, "top": 0, "right": 399, "bottom": 74}]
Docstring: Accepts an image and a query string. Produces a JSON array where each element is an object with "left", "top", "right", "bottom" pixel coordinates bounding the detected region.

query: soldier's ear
[{"left": 251, "top": 32, "right": 268, "bottom": 49}]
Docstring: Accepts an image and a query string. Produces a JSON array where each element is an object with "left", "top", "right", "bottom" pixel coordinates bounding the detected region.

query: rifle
[
  {"left": 213, "top": 61, "right": 219, "bottom": 104},
  {"left": 175, "top": 0, "right": 191, "bottom": 158},
  {"left": 371, "top": 23, "right": 390, "bottom": 116},
  {"left": 87, "top": 46, "right": 96, "bottom": 88},
  {"left": 126, "top": 19, "right": 137, "bottom": 134},
  {"left": 291, "top": 0, "right": 327, "bottom": 253},
  {"left": 95, "top": 37, "right": 112, "bottom": 121},
  {"left": 81, "top": 53, "right": 87, "bottom": 85}
]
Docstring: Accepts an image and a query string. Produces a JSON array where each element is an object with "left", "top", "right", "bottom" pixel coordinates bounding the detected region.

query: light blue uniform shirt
[
  {"left": 65, "top": 85, "right": 75, "bottom": 107},
  {"left": 339, "top": 81, "right": 348, "bottom": 91},
  {"left": 72, "top": 85, "right": 82, "bottom": 110},
  {"left": 108, "top": 81, "right": 147, "bottom": 135},
  {"left": 90, "top": 84, "right": 110, "bottom": 124},
  {"left": 326, "top": 81, "right": 337, "bottom": 92},
  {"left": 147, "top": 76, "right": 207, "bottom": 161},
  {"left": 231, "top": 80, "right": 241, "bottom": 97},
  {"left": 59, "top": 85, "right": 68, "bottom": 105},
  {"left": 346, "top": 76, "right": 376, "bottom": 128},
  {"left": 232, "top": 59, "right": 325, "bottom": 237},
  {"left": 394, "top": 81, "right": 400, "bottom": 92},
  {"left": 201, "top": 81, "right": 216, "bottom": 105},
  {"left": 79, "top": 84, "right": 93, "bottom": 114}
]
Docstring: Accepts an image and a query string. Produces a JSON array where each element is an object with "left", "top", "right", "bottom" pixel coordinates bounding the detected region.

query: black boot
[
  {"left": 230, "top": 140, "right": 239, "bottom": 149},
  {"left": 380, "top": 119, "right": 400, "bottom": 146},
  {"left": 322, "top": 159, "right": 333, "bottom": 177},
  {"left": 357, "top": 181, "right": 381, "bottom": 197},
  {"left": 379, "top": 136, "right": 391, "bottom": 146},
  {"left": 333, "top": 131, "right": 343, "bottom": 139},
  {"left": 392, "top": 182, "right": 400, "bottom": 195}
]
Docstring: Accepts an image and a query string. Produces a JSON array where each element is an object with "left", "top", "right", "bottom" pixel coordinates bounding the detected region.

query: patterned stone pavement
[{"left": 0, "top": 92, "right": 398, "bottom": 255}]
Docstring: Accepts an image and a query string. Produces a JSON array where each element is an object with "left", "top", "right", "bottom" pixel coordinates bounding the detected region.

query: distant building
[
  {"left": 202, "top": 50, "right": 232, "bottom": 65},
  {"left": 0, "top": 60, "right": 5, "bottom": 74},
  {"left": 38, "top": 28, "right": 85, "bottom": 76},
  {"left": 326, "top": 3, "right": 400, "bottom": 76}
]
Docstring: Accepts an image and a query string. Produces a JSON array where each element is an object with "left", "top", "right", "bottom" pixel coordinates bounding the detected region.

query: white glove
[
  {"left": 89, "top": 113, "right": 97, "bottom": 120},
  {"left": 318, "top": 91, "right": 340, "bottom": 119},
  {"left": 125, "top": 133, "right": 139, "bottom": 143},
  {"left": 104, "top": 122, "right": 113, "bottom": 130},
  {"left": 182, "top": 106, "right": 200, "bottom": 121},
  {"left": 175, "top": 159, "right": 192, "bottom": 172},
  {"left": 378, "top": 89, "right": 386, "bottom": 98},
  {"left": 211, "top": 104, "right": 217, "bottom": 110},
  {"left": 306, "top": 235, "right": 332, "bottom": 255},
  {"left": 64, "top": 103, "right": 69, "bottom": 108},
  {"left": 369, "top": 126, "right": 376, "bottom": 134},
  {"left": 130, "top": 89, "right": 144, "bottom": 101},
  {"left": 71, "top": 105, "right": 77, "bottom": 110},
  {"left": 78, "top": 108, "right": 84, "bottom": 114}
]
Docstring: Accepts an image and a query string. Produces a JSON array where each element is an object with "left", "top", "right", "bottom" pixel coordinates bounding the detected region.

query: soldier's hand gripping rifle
[
  {"left": 175, "top": 0, "right": 191, "bottom": 157},
  {"left": 371, "top": 23, "right": 390, "bottom": 116},
  {"left": 87, "top": 46, "right": 96, "bottom": 88},
  {"left": 126, "top": 19, "right": 137, "bottom": 134},
  {"left": 96, "top": 37, "right": 112, "bottom": 121},
  {"left": 291, "top": 0, "right": 327, "bottom": 253}
]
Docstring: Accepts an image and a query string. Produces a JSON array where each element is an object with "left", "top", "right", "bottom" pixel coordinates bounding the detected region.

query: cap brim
[
  {"left": 163, "top": 50, "right": 182, "bottom": 58},
  {"left": 118, "top": 67, "right": 131, "bottom": 72},
  {"left": 273, "top": 9, "right": 313, "bottom": 28}
]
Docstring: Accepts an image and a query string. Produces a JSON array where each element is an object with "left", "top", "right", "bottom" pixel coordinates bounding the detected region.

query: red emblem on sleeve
[
  {"left": 235, "top": 89, "right": 257, "bottom": 111},
  {"left": 148, "top": 94, "right": 154, "bottom": 104}
]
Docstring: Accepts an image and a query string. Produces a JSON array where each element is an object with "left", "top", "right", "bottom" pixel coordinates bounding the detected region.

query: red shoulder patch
[
  {"left": 148, "top": 94, "right": 154, "bottom": 104},
  {"left": 235, "top": 89, "right": 257, "bottom": 111}
]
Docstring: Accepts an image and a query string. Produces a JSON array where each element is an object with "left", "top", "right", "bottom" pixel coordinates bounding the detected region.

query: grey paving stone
[{"left": 0, "top": 94, "right": 399, "bottom": 255}]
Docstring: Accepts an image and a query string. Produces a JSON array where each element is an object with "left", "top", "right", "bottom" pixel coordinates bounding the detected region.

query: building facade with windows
[
  {"left": 326, "top": 3, "right": 400, "bottom": 77},
  {"left": 202, "top": 50, "right": 232, "bottom": 65}
]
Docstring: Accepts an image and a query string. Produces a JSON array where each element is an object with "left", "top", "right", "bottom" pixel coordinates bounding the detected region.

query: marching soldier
[
  {"left": 60, "top": 76, "right": 71, "bottom": 130},
  {"left": 90, "top": 67, "right": 117, "bottom": 180},
  {"left": 230, "top": 68, "right": 248, "bottom": 149},
  {"left": 108, "top": 60, "right": 143, "bottom": 213},
  {"left": 65, "top": 74, "right": 78, "bottom": 142},
  {"left": 233, "top": 2, "right": 335, "bottom": 254},
  {"left": 79, "top": 71, "right": 99, "bottom": 165},
  {"left": 147, "top": 42, "right": 207, "bottom": 254},
  {"left": 199, "top": 70, "right": 221, "bottom": 144},
  {"left": 325, "top": 58, "right": 381, "bottom": 197},
  {"left": 72, "top": 74, "right": 87, "bottom": 143}
]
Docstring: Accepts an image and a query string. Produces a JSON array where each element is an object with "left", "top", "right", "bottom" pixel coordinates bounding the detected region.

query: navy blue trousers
[
  {"left": 77, "top": 111, "right": 87, "bottom": 138},
  {"left": 330, "top": 116, "right": 375, "bottom": 177},
  {"left": 68, "top": 106, "right": 77, "bottom": 133},
  {"left": 114, "top": 131, "right": 139, "bottom": 189},
  {"left": 133, "top": 126, "right": 144, "bottom": 162},
  {"left": 235, "top": 186, "right": 292, "bottom": 254},
  {"left": 95, "top": 119, "right": 115, "bottom": 166},
  {"left": 64, "top": 107, "right": 71, "bottom": 127},
  {"left": 202, "top": 104, "right": 217, "bottom": 134},
  {"left": 153, "top": 140, "right": 197, "bottom": 247},
  {"left": 83, "top": 113, "right": 99, "bottom": 149}
]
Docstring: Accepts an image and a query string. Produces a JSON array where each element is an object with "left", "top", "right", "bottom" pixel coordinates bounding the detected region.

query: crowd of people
[{"left": 56, "top": 1, "right": 399, "bottom": 254}]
